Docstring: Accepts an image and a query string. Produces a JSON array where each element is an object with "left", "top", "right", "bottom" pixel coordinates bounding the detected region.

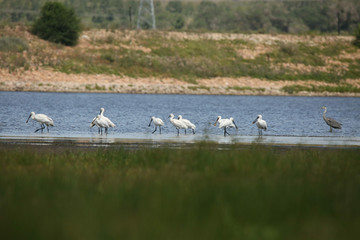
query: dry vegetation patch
[{"left": 0, "top": 27, "right": 359, "bottom": 96}]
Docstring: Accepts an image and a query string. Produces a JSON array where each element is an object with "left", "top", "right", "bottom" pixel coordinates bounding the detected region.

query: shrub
[
  {"left": 31, "top": 2, "right": 81, "bottom": 46},
  {"left": 353, "top": 24, "right": 360, "bottom": 48},
  {"left": 0, "top": 37, "right": 28, "bottom": 52}
]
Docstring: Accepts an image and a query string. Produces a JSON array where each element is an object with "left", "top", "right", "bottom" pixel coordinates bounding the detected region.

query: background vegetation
[
  {"left": 31, "top": 2, "right": 81, "bottom": 46},
  {"left": 1, "top": 145, "right": 360, "bottom": 239},
  {"left": 0, "top": 0, "right": 359, "bottom": 34},
  {"left": 1, "top": 25, "right": 360, "bottom": 90}
]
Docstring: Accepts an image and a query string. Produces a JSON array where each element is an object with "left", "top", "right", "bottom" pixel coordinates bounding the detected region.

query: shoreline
[
  {"left": 1, "top": 135, "right": 360, "bottom": 149},
  {"left": 1, "top": 70, "right": 360, "bottom": 97}
]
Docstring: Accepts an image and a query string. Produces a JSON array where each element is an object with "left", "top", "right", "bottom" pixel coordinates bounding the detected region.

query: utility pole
[{"left": 137, "top": 0, "right": 156, "bottom": 30}]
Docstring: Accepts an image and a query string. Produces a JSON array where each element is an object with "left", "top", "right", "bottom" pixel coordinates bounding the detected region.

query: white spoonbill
[
  {"left": 90, "top": 115, "right": 103, "bottom": 134},
  {"left": 252, "top": 115, "right": 267, "bottom": 136},
  {"left": 168, "top": 114, "right": 187, "bottom": 136},
  {"left": 148, "top": 116, "right": 164, "bottom": 134},
  {"left": 214, "top": 116, "right": 238, "bottom": 136},
  {"left": 214, "top": 116, "right": 225, "bottom": 125},
  {"left": 99, "top": 108, "right": 116, "bottom": 128},
  {"left": 90, "top": 114, "right": 112, "bottom": 134},
  {"left": 90, "top": 108, "right": 116, "bottom": 134},
  {"left": 178, "top": 115, "right": 196, "bottom": 134},
  {"left": 26, "top": 112, "right": 54, "bottom": 133}
]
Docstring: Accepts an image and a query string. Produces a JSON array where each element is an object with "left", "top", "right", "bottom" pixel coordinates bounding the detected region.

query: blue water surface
[{"left": 0, "top": 91, "right": 359, "bottom": 138}]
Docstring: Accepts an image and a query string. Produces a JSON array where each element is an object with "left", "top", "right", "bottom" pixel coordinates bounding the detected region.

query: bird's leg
[
  {"left": 105, "top": 128, "right": 108, "bottom": 134},
  {"left": 152, "top": 126, "right": 157, "bottom": 134},
  {"left": 185, "top": 129, "right": 187, "bottom": 134},
  {"left": 225, "top": 127, "right": 231, "bottom": 136},
  {"left": 177, "top": 128, "right": 179, "bottom": 136},
  {"left": 224, "top": 127, "right": 230, "bottom": 137},
  {"left": 159, "top": 127, "right": 161, "bottom": 134},
  {"left": 330, "top": 127, "right": 332, "bottom": 132},
  {"left": 34, "top": 123, "right": 42, "bottom": 133},
  {"left": 192, "top": 129, "right": 195, "bottom": 134},
  {"left": 47, "top": 125, "right": 49, "bottom": 132}
]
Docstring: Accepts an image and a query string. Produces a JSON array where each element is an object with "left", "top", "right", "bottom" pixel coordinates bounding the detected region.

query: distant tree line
[{"left": 0, "top": 0, "right": 359, "bottom": 34}]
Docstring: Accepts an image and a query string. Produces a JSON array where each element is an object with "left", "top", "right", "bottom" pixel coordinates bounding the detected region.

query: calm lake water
[{"left": 0, "top": 91, "right": 359, "bottom": 140}]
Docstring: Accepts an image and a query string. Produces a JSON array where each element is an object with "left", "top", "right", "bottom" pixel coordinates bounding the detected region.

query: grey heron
[{"left": 321, "top": 106, "right": 342, "bottom": 132}]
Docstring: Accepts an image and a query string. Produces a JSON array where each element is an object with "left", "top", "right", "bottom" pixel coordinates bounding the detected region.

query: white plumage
[
  {"left": 148, "top": 116, "right": 164, "bottom": 134},
  {"left": 178, "top": 115, "right": 196, "bottom": 134},
  {"left": 214, "top": 116, "right": 238, "bottom": 136},
  {"left": 90, "top": 108, "right": 115, "bottom": 134},
  {"left": 252, "top": 114, "right": 267, "bottom": 136},
  {"left": 168, "top": 113, "right": 187, "bottom": 136},
  {"left": 26, "top": 112, "right": 54, "bottom": 133}
]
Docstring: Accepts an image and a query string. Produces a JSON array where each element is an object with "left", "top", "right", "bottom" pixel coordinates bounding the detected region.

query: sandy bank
[{"left": 1, "top": 69, "right": 360, "bottom": 96}]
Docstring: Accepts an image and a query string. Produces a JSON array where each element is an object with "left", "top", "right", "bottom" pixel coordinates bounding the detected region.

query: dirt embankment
[
  {"left": 1, "top": 28, "right": 360, "bottom": 96},
  {"left": 2, "top": 69, "right": 360, "bottom": 96}
]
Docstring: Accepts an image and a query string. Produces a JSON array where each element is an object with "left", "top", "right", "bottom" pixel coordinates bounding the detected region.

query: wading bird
[
  {"left": 148, "top": 116, "right": 164, "bottom": 134},
  {"left": 178, "top": 115, "right": 196, "bottom": 134},
  {"left": 90, "top": 115, "right": 107, "bottom": 134},
  {"left": 252, "top": 114, "right": 267, "bottom": 136},
  {"left": 90, "top": 115, "right": 101, "bottom": 133},
  {"left": 90, "top": 108, "right": 115, "bottom": 134},
  {"left": 214, "top": 116, "right": 238, "bottom": 136},
  {"left": 26, "top": 112, "right": 54, "bottom": 133},
  {"left": 168, "top": 113, "right": 187, "bottom": 136},
  {"left": 322, "top": 106, "right": 342, "bottom": 132}
]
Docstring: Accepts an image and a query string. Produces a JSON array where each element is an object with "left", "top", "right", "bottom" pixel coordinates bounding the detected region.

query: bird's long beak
[
  {"left": 213, "top": 118, "right": 219, "bottom": 126},
  {"left": 26, "top": 114, "right": 31, "bottom": 123},
  {"left": 252, "top": 117, "right": 258, "bottom": 124},
  {"left": 233, "top": 120, "right": 238, "bottom": 129},
  {"left": 90, "top": 119, "right": 96, "bottom": 128},
  {"left": 148, "top": 119, "right": 152, "bottom": 127}
]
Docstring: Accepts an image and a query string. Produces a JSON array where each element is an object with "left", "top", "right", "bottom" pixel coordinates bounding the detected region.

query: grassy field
[
  {"left": 1, "top": 25, "right": 360, "bottom": 88},
  {"left": 1, "top": 145, "right": 360, "bottom": 240}
]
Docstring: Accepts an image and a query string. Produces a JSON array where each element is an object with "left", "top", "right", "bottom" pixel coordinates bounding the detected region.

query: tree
[
  {"left": 353, "top": 24, "right": 360, "bottom": 48},
  {"left": 31, "top": 2, "right": 81, "bottom": 46},
  {"left": 166, "top": 1, "right": 182, "bottom": 13},
  {"left": 193, "top": 1, "right": 219, "bottom": 30}
]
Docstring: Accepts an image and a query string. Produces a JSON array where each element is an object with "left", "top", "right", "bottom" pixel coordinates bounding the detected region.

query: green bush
[
  {"left": 31, "top": 2, "right": 81, "bottom": 46},
  {"left": 353, "top": 24, "right": 360, "bottom": 48}
]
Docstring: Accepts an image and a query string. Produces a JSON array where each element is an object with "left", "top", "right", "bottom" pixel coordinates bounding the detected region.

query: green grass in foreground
[{"left": 1, "top": 146, "right": 360, "bottom": 240}]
